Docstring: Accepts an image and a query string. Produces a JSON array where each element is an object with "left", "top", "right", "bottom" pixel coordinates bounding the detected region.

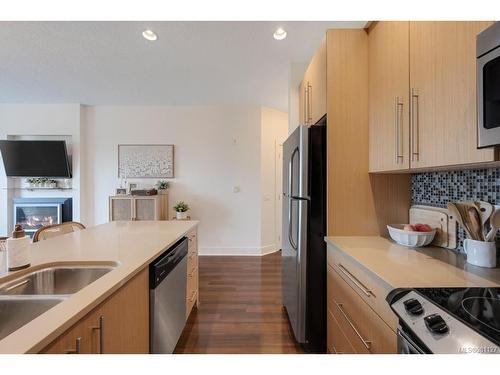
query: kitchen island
[{"left": 0, "top": 220, "right": 198, "bottom": 354}]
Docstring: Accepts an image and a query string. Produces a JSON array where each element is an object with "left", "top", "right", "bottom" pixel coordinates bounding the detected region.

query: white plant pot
[{"left": 176, "top": 211, "right": 188, "bottom": 220}]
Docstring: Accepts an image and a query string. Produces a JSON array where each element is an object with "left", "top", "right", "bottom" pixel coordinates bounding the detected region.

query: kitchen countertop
[
  {"left": 0, "top": 220, "right": 198, "bottom": 354},
  {"left": 325, "top": 236, "right": 500, "bottom": 288}
]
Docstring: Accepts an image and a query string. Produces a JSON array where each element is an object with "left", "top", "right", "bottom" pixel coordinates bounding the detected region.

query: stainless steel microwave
[{"left": 477, "top": 22, "right": 500, "bottom": 148}]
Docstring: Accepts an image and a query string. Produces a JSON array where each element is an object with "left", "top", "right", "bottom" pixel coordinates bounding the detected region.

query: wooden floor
[{"left": 174, "top": 252, "right": 304, "bottom": 354}]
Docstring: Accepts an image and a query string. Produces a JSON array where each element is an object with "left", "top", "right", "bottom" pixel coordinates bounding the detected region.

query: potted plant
[
  {"left": 173, "top": 201, "right": 189, "bottom": 220},
  {"left": 155, "top": 180, "right": 169, "bottom": 194}
]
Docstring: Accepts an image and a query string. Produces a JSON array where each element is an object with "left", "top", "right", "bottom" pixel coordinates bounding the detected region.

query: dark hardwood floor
[{"left": 174, "top": 251, "right": 304, "bottom": 354}]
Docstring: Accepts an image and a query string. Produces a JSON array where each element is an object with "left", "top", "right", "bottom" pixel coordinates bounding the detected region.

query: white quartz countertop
[
  {"left": 0, "top": 220, "right": 198, "bottom": 353},
  {"left": 325, "top": 236, "right": 500, "bottom": 288}
]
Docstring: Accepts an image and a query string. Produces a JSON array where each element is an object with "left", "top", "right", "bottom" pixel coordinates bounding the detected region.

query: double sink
[{"left": 0, "top": 264, "right": 117, "bottom": 341}]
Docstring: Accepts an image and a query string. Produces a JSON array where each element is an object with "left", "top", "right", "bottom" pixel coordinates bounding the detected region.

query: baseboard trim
[{"left": 199, "top": 245, "right": 281, "bottom": 256}]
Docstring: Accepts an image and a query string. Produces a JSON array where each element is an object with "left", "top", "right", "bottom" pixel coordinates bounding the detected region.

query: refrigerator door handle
[{"left": 288, "top": 147, "right": 299, "bottom": 251}]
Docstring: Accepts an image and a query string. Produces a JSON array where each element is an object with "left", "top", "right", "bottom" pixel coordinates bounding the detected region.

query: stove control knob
[
  {"left": 403, "top": 298, "right": 424, "bottom": 315},
  {"left": 424, "top": 313, "right": 449, "bottom": 334}
]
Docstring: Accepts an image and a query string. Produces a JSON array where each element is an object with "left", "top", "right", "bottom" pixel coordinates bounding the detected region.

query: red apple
[
  {"left": 414, "top": 223, "right": 433, "bottom": 232},
  {"left": 403, "top": 224, "right": 417, "bottom": 232}
]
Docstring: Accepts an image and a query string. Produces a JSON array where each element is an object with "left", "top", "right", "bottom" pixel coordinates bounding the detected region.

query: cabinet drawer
[
  {"left": 327, "top": 245, "right": 397, "bottom": 330},
  {"left": 328, "top": 308, "right": 356, "bottom": 354},
  {"left": 187, "top": 250, "right": 197, "bottom": 271},
  {"left": 187, "top": 229, "right": 197, "bottom": 251},
  {"left": 328, "top": 266, "right": 397, "bottom": 354}
]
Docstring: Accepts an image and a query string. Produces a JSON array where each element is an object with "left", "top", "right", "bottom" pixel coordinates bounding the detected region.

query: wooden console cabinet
[{"left": 109, "top": 193, "right": 169, "bottom": 221}]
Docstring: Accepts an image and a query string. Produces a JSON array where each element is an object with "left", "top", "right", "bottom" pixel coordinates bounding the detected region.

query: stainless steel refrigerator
[{"left": 282, "top": 119, "right": 327, "bottom": 353}]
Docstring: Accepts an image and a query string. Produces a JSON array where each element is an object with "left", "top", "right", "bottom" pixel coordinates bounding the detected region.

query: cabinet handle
[
  {"left": 307, "top": 82, "right": 312, "bottom": 125},
  {"left": 66, "top": 337, "right": 82, "bottom": 354},
  {"left": 335, "top": 302, "right": 372, "bottom": 350},
  {"left": 331, "top": 346, "right": 346, "bottom": 354},
  {"left": 304, "top": 84, "right": 309, "bottom": 125},
  {"left": 91, "top": 315, "right": 105, "bottom": 354},
  {"left": 410, "top": 88, "right": 419, "bottom": 161},
  {"left": 394, "top": 96, "right": 404, "bottom": 163},
  {"left": 336, "top": 263, "right": 373, "bottom": 297},
  {"left": 188, "top": 291, "right": 197, "bottom": 302}
]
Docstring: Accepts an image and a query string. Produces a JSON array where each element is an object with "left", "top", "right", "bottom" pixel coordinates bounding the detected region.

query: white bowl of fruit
[{"left": 387, "top": 223, "right": 436, "bottom": 248}]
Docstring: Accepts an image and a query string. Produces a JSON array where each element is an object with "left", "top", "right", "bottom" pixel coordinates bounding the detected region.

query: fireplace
[{"left": 13, "top": 198, "right": 72, "bottom": 235}]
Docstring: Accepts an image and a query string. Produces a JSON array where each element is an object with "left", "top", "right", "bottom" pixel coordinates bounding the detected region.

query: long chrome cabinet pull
[
  {"left": 336, "top": 263, "right": 373, "bottom": 297},
  {"left": 394, "top": 96, "right": 404, "bottom": 164},
  {"left": 304, "top": 85, "right": 309, "bottom": 125},
  {"left": 66, "top": 337, "right": 82, "bottom": 354},
  {"left": 92, "top": 315, "right": 105, "bottom": 354},
  {"left": 307, "top": 82, "right": 313, "bottom": 124},
  {"left": 410, "top": 88, "right": 419, "bottom": 161},
  {"left": 335, "top": 302, "right": 372, "bottom": 350}
]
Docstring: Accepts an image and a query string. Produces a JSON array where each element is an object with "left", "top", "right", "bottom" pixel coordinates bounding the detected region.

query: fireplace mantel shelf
[{"left": 1, "top": 187, "right": 73, "bottom": 191}]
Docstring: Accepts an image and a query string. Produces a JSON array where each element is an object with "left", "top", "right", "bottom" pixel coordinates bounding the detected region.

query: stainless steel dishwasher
[{"left": 150, "top": 237, "right": 188, "bottom": 353}]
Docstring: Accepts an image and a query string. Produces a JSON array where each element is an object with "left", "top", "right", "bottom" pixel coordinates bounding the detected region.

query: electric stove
[{"left": 388, "top": 288, "right": 500, "bottom": 354}]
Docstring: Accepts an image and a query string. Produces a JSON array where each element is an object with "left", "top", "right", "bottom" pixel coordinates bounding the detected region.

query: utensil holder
[{"left": 463, "top": 239, "right": 497, "bottom": 268}]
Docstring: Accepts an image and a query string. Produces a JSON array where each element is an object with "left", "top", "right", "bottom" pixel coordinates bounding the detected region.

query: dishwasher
[{"left": 150, "top": 237, "right": 188, "bottom": 353}]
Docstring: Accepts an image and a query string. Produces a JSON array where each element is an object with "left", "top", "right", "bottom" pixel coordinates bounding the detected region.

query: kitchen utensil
[
  {"left": 387, "top": 224, "right": 436, "bottom": 247},
  {"left": 447, "top": 202, "right": 474, "bottom": 240},
  {"left": 485, "top": 209, "right": 500, "bottom": 242},
  {"left": 467, "top": 206, "right": 484, "bottom": 241},
  {"left": 463, "top": 239, "right": 497, "bottom": 268},
  {"left": 411, "top": 205, "right": 457, "bottom": 249},
  {"left": 473, "top": 201, "right": 494, "bottom": 228}
]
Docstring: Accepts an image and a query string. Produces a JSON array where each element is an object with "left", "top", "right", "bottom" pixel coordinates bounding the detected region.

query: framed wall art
[{"left": 118, "top": 144, "right": 174, "bottom": 178}]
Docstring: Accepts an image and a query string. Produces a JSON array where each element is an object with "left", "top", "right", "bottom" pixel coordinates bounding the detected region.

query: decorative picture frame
[
  {"left": 118, "top": 144, "right": 174, "bottom": 178},
  {"left": 116, "top": 188, "right": 127, "bottom": 195}
]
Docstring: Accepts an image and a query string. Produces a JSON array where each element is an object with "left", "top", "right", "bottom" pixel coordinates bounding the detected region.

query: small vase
[{"left": 176, "top": 211, "right": 187, "bottom": 220}]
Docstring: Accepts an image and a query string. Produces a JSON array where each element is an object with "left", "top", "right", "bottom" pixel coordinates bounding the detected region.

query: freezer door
[{"left": 282, "top": 125, "right": 309, "bottom": 344}]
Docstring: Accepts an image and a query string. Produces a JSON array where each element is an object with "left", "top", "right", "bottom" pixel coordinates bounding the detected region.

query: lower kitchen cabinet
[
  {"left": 41, "top": 268, "right": 149, "bottom": 354},
  {"left": 327, "top": 246, "right": 397, "bottom": 354},
  {"left": 186, "top": 227, "right": 199, "bottom": 319}
]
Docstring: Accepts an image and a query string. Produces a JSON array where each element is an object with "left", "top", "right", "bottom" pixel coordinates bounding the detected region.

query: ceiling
[{"left": 0, "top": 21, "right": 366, "bottom": 111}]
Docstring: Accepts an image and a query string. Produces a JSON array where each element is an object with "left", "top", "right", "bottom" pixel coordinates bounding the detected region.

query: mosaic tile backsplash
[{"left": 411, "top": 168, "right": 500, "bottom": 252}]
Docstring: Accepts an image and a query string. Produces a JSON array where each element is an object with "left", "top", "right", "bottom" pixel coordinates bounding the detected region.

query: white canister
[
  {"left": 463, "top": 239, "right": 497, "bottom": 268},
  {"left": 6, "top": 225, "right": 31, "bottom": 271}
]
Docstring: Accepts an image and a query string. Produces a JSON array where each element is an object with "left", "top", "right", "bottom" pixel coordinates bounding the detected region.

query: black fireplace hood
[{"left": 0, "top": 140, "right": 72, "bottom": 178}]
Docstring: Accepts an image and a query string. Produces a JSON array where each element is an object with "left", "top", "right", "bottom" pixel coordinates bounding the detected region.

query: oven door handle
[{"left": 397, "top": 328, "right": 426, "bottom": 354}]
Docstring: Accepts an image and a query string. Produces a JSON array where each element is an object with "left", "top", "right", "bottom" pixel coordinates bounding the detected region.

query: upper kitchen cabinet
[
  {"left": 368, "top": 22, "right": 410, "bottom": 172},
  {"left": 301, "top": 37, "right": 327, "bottom": 125},
  {"left": 409, "top": 21, "right": 495, "bottom": 169},
  {"left": 369, "top": 21, "right": 498, "bottom": 172}
]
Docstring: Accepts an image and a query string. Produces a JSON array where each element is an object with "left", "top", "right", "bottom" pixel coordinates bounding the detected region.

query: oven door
[
  {"left": 478, "top": 46, "right": 500, "bottom": 148},
  {"left": 397, "top": 327, "right": 427, "bottom": 354}
]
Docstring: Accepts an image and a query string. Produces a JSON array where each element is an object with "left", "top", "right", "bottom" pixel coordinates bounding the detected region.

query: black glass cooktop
[{"left": 416, "top": 288, "right": 500, "bottom": 346}]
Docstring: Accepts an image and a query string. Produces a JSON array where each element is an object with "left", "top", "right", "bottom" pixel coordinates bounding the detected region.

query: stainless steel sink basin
[
  {"left": 0, "top": 265, "right": 116, "bottom": 296},
  {"left": 0, "top": 295, "right": 67, "bottom": 340}
]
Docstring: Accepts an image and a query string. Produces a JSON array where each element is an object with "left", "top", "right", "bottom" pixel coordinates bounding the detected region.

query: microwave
[{"left": 477, "top": 22, "right": 500, "bottom": 148}]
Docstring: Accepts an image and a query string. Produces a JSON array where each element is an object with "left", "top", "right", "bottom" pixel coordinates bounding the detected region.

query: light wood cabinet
[
  {"left": 186, "top": 227, "right": 199, "bottom": 319},
  {"left": 369, "top": 21, "right": 497, "bottom": 172},
  {"left": 41, "top": 268, "right": 149, "bottom": 354},
  {"left": 369, "top": 21, "right": 410, "bottom": 172},
  {"left": 409, "top": 21, "right": 495, "bottom": 169},
  {"left": 301, "top": 37, "right": 327, "bottom": 125},
  {"left": 109, "top": 194, "right": 169, "bottom": 221}
]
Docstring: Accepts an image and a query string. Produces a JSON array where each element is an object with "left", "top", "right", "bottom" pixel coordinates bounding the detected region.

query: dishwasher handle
[{"left": 150, "top": 237, "right": 188, "bottom": 288}]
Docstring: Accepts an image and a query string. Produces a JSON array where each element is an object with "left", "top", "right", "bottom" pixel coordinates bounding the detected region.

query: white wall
[
  {"left": 82, "top": 105, "right": 265, "bottom": 255},
  {"left": 260, "top": 108, "right": 288, "bottom": 254},
  {"left": 0, "top": 104, "right": 82, "bottom": 236}
]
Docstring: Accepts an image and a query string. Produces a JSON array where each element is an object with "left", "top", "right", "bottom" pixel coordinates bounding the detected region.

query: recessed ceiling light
[
  {"left": 142, "top": 29, "right": 158, "bottom": 41},
  {"left": 273, "top": 28, "right": 287, "bottom": 41}
]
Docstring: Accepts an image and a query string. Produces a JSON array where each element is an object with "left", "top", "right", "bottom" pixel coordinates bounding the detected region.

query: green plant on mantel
[
  {"left": 173, "top": 201, "right": 189, "bottom": 213},
  {"left": 155, "top": 180, "right": 169, "bottom": 190}
]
